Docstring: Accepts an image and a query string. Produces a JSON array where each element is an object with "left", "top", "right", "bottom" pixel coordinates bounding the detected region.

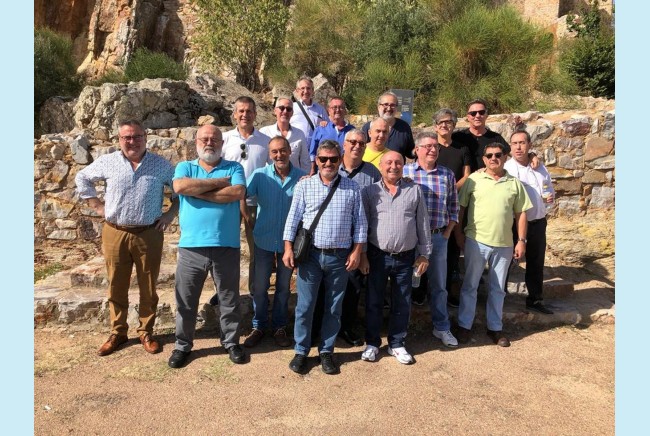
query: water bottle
[
  {"left": 412, "top": 267, "right": 421, "bottom": 288},
  {"left": 542, "top": 183, "right": 553, "bottom": 214}
]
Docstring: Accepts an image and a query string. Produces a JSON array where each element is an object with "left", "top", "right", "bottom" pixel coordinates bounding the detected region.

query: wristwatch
[{"left": 517, "top": 238, "right": 527, "bottom": 243}]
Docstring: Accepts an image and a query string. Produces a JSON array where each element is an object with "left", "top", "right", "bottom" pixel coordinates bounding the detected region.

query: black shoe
[
  {"left": 209, "top": 294, "right": 219, "bottom": 306},
  {"left": 227, "top": 344, "right": 246, "bottom": 364},
  {"left": 289, "top": 354, "right": 308, "bottom": 374},
  {"left": 168, "top": 349, "right": 191, "bottom": 368},
  {"left": 526, "top": 301, "right": 554, "bottom": 315},
  {"left": 383, "top": 298, "right": 390, "bottom": 309},
  {"left": 338, "top": 329, "right": 363, "bottom": 346},
  {"left": 319, "top": 352, "right": 338, "bottom": 375},
  {"left": 447, "top": 295, "right": 460, "bottom": 308},
  {"left": 411, "top": 293, "right": 426, "bottom": 306}
]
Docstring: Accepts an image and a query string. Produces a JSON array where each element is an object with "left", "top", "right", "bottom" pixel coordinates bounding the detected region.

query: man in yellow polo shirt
[
  {"left": 455, "top": 143, "right": 532, "bottom": 347},
  {"left": 363, "top": 118, "right": 389, "bottom": 169}
]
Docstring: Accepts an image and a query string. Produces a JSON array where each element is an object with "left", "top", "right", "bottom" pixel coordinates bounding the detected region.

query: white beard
[{"left": 199, "top": 148, "right": 221, "bottom": 164}]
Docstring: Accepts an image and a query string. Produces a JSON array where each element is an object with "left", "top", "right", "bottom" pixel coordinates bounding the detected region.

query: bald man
[{"left": 362, "top": 118, "right": 390, "bottom": 169}]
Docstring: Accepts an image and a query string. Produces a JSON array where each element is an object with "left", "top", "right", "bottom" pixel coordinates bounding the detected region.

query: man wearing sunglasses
[
  {"left": 455, "top": 143, "right": 532, "bottom": 347},
  {"left": 361, "top": 91, "right": 415, "bottom": 160},
  {"left": 308, "top": 96, "right": 356, "bottom": 175},
  {"left": 452, "top": 98, "right": 510, "bottom": 172},
  {"left": 282, "top": 140, "right": 367, "bottom": 375},
  {"left": 222, "top": 96, "right": 271, "bottom": 302},
  {"left": 260, "top": 97, "right": 311, "bottom": 173}
]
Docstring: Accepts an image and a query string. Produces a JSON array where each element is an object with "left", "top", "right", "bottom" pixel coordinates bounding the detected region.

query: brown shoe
[
  {"left": 97, "top": 334, "right": 128, "bottom": 356},
  {"left": 486, "top": 329, "right": 511, "bottom": 347},
  {"left": 243, "top": 328, "right": 265, "bottom": 348},
  {"left": 273, "top": 327, "right": 292, "bottom": 347},
  {"left": 140, "top": 333, "right": 161, "bottom": 354},
  {"left": 456, "top": 327, "right": 473, "bottom": 344}
]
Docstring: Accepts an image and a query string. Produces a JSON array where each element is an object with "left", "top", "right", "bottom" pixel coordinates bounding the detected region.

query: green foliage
[
  {"left": 560, "top": 0, "right": 614, "bottom": 99},
  {"left": 193, "top": 0, "right": 290, "bottom": 91},
  {"left": 124, "top": 48, "right": 187, "bottom": 82},
  {"left": 429, "top": 4, "right": 554, "bottom": 113},
  {"left": 34, "top": 263, "right": 63, "bottom": 283},
  {"left": 87, "top": 69, "right": 128, "bottom": 86},
  {"left": 34, "top": 27, "right": 81, "bottom": 110}
]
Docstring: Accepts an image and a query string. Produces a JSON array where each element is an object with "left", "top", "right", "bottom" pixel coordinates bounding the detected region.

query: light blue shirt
[
  {"left": 309, "top": 122, "right": 356, "bottom": 160},
  {"left": 174, "top": 159, "right": 246, "bottom": 248},
  {"left": 283, "top": 174, "right": 367, "bottom": 249},
  {"left": 247, "top": 163, "right": 307, "bottom": 253}
]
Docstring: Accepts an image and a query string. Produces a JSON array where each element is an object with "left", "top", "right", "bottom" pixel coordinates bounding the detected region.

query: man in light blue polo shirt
[
  {"left": 308, "top": 96, "right": 355, "bottom": 175},
  {"left": 168, "top": 125, "right": 247, "bottom": 369},
  {"left": 242, "top": 136, "right": 307, "bottom": 349}
]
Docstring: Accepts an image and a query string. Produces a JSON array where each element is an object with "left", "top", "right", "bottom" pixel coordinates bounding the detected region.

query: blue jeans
[
  {"left": 427, "top": 233, "right": 451, "bottom": 331},
  {"left": 251, "top": 244, "right": 292, "bottom": 330},
  {"left": 458, "top": 238, "right": 513, "bottom": 331},
  {"left": 365, "top": 245, "right": 415, "bottom": 349},
  {"left": 294, "top": 247, "right": 350, "bottom": 355}
]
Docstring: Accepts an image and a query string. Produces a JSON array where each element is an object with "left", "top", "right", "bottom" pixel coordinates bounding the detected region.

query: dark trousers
[
  {"left": 312, "top": 270, "right": 363, "bottom": 343},
  {"left": 514, "top": 218, "right": 547, "bottom": 304}
]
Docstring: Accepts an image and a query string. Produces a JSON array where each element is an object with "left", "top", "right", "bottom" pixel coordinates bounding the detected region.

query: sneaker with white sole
[
  {"left": 387, "top": 346, "right": 414, "bottom": 365},
  {"left": 433, "top": 329, "right": 459, "bottom": 348},
  {"left": 361, "top": 345, "right": 379, "bottom": 362}
]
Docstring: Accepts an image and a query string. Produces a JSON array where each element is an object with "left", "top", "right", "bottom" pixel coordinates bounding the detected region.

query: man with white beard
[
  {"left": 361, "top": 91, "right": 415, "bottom": 160},
  {"left": 168, "top": 124, "right": 248, "bottom": 369}
]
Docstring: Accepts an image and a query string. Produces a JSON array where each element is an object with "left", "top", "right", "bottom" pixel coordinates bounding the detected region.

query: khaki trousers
[{"left": 102, "top": 224, "right": 163, "bottom": 336}]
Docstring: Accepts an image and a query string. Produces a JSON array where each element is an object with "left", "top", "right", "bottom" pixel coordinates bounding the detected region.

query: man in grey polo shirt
[{"left": 360, "top": 151, "right": 431, "bottom": 364}]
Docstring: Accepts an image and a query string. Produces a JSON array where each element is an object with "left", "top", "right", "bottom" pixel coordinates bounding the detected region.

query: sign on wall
[{"left": 389, "top": 89, "right": 415, "bottom": 125}]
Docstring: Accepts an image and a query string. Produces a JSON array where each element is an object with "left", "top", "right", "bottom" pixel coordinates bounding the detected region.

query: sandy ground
[{"left": 34, "top": 319, "right": 613, "bottom": 435}]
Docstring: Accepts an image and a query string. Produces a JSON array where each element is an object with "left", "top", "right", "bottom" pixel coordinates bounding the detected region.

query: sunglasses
[
  {"left": 317, "top": 156, "right": 340, "bottom": 164},
  {"left": 346, "top": 139, "right": 365, "bottom": 147},
  {"left": 276, "top": 105, "right": 293, "bottom": 112},
  {"left": 468, "top": 110, "right": 486, "bottom": 117},
  {"left": 484, "top": 152, "right": 503, "bottom": 159},
  {"left": 240, "top": 143, "right": 247, "bottom": 159}
]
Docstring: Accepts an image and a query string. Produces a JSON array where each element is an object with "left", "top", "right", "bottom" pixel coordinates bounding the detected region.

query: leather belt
[
  {"left": 370, "top": 244, "right": 414, "bottom": 259},
  {"left": 105, "top": 221, "right": 156, "bottom": 233},
  {"left": 432, "top": 227, "right": 446, "bottom": 234},
  {"left": 311, "top": 245, "right": 349, "bottom": 254}
]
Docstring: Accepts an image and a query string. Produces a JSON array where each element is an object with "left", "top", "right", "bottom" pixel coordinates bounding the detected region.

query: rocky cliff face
[{"left": 35, "top": 0, "right": 196, "bottom": 78}]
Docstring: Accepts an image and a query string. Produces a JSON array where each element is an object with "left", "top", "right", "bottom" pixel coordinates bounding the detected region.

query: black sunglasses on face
[
  {"left": 484, "top": 152, "right": 503, "bottom": 159},
  {"left": 468, "top": 110, "right": 487, "bottom": 117},
  {"left": 317, "top": 156, "right": 340, "bottom": 164},
  {"left": 276, "top": 105, "right": 293, "bottom": 112}
]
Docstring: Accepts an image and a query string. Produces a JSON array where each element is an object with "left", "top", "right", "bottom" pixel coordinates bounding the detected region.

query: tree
[
  {"left": 34, "top": 27, "right": 80, "bottom": 110},
  {"left": 192, "top": 0, "right": 290, "bottom": 91}
]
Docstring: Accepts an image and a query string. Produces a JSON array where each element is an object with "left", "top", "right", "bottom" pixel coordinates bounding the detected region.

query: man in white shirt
[
  {"left": 504, "top": 130, "right": 555, "bottom": 315},
  {"left": 222, "top": 96, "right": 271, "bottom": 298},
  {"left": 260, "top": 97, "right": 311, "bottom": 173},
  {"left": 290, "top": 76, "right": 328, "bottom": 148}
]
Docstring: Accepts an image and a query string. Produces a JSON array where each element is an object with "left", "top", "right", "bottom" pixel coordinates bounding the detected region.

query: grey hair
[
  {"left": 345, "top": 129, "right": 367, "bottom": 142},
  {"left": 414, "top": 131, "right": 439, "bottom": 147},
  {"left": 377, "top": 91, "right": 398, "bottom": 105},
  {"left": 317, "top": 140, "right": 341, "bottom": 156},
  {"left": 296, "top": 76, "right": 314, "bottom": 88},
  {"left": 433, "top": 108, "right": 458, "bottom": 125}
]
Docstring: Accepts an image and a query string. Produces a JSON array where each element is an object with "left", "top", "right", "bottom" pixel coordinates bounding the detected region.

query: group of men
[{"left": 75, "top": 75, "right": 556, "bottom": 375}]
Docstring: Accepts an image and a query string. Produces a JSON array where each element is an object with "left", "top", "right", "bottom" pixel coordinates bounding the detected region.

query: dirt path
[{"left": 35, "top": 319, "right": 613, "bottom": 435}]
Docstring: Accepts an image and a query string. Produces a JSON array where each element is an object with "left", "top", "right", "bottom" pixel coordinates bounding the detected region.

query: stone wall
[{"left": 34, "top": 108, "right": 615, "bottom": 244}]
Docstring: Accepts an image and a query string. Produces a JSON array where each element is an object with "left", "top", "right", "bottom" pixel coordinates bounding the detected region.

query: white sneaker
[
  {"left": 433, "top": 329, "right": 459, "bottom": 348},
  {"left": 387, "top": 346, "right": 414, "bottom": 365},
  {"left": 361, "top": 345, "right": 379, "bottom": 362}
]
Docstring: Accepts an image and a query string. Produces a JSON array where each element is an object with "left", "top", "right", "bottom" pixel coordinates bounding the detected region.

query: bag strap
[
  {"left": 346, "top": 162, "right": 365, "bottom": 179},
  {"left": 307, "top": 176, "right": 341, "bottom": 233},
  {"left": 295, "top": 100, "right": 316, "bottom": 132}
]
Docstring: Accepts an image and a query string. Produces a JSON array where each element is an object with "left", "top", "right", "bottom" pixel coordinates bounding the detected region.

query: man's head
[
  {"left": 343, "top": 129, "right": 367, "bottom": 162},
  {"left": 295, "top": 76, "right": 315, "bottom": 104},
  {"left": 327, "top": 97, "right": 347, "bottom": 125},
  {"left": 268, "top": 135, "right": 292, "bottom": 173},
  {"left": 510, "top": 130, "right": 531, "bottom": 164},
  {"left": 377, "top": 91, "right": 399, "bottom": 122},
  {"left": 379, "top": 151, "right": 404, "bottom": 184},
  {"left": 482, "top": 142, "right": 507, "bottom": 173},
  {"left": 414, "top": 131, "right": 440, "bottom": 167},
  {"left": 118, "top": 120, "right": 147, "bottom": 163},
  {"left": 466, "top": 98, "right": 488, "bottom": 130},
  {"left": 274, "top": 97, "right": 294, "bottom": 124},
  {"left": 195, "top": 125, "right": 224, "bottom": 165},
  {"left": 368, "top": 118, "right": 389, "bottom": 149},
  {"left": 233, "top": 96, "right": 257, "bottom": 131},
  {"left": 433, "top": 108, "right": 457, "bottom": 138},
  {"left": 315, "top": 140, "right": 341, "bottom": 181}
]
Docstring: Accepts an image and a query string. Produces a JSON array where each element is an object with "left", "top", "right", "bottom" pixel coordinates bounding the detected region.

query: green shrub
[
  {"left": 87, "top": 69, "right": 128, "bottom": 86},
  {"left": 124, "top": 48, "right": 187, "bottom": 82},
  {"left": 34, "top": 27, "right": 81, "bottom": 110}
]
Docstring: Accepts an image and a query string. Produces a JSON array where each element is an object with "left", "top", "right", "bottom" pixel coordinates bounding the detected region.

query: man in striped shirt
[
  {"left": 403, "top": 132, "right": 460, "bottom": 349},
  {"left": 282, "top": 140, "right": 367, "bottom": 375}
]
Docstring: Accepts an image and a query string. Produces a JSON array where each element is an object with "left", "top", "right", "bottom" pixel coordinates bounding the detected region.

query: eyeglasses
[
  {"left": 436, "top": 120, "right": 454, "bottom": 126},
  {"left": 240, "top": 143, "right": 247, "bottom": 159},
  {"left": 484, "top": 152, "right": 503, "bottom": 159},
  {"left": 317, "top": 156, "right": 340, "bottom": 164},
  {"left": 276, "top": 105, "right": 293, "bottom": 112},
  {"left": 418, "top": 143, "right": 439, "bottom": 150},
  {"left": 379, "top": 103, "right": 397, "bottom": 109},
  {"left": 468, "top": 110, "right": 486, "bottom": 117},
  {"left": 120, "top": 134, "right": 144, "bottom": 142},
  {"left": 197, "top": 137, "right": 222, "bottom": 145},
  {"left": 346, "top": 139, "right": 365, "bottom": 147},
  {"left": 329, "top": 106, "right": 346, "bottom": 111}
]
